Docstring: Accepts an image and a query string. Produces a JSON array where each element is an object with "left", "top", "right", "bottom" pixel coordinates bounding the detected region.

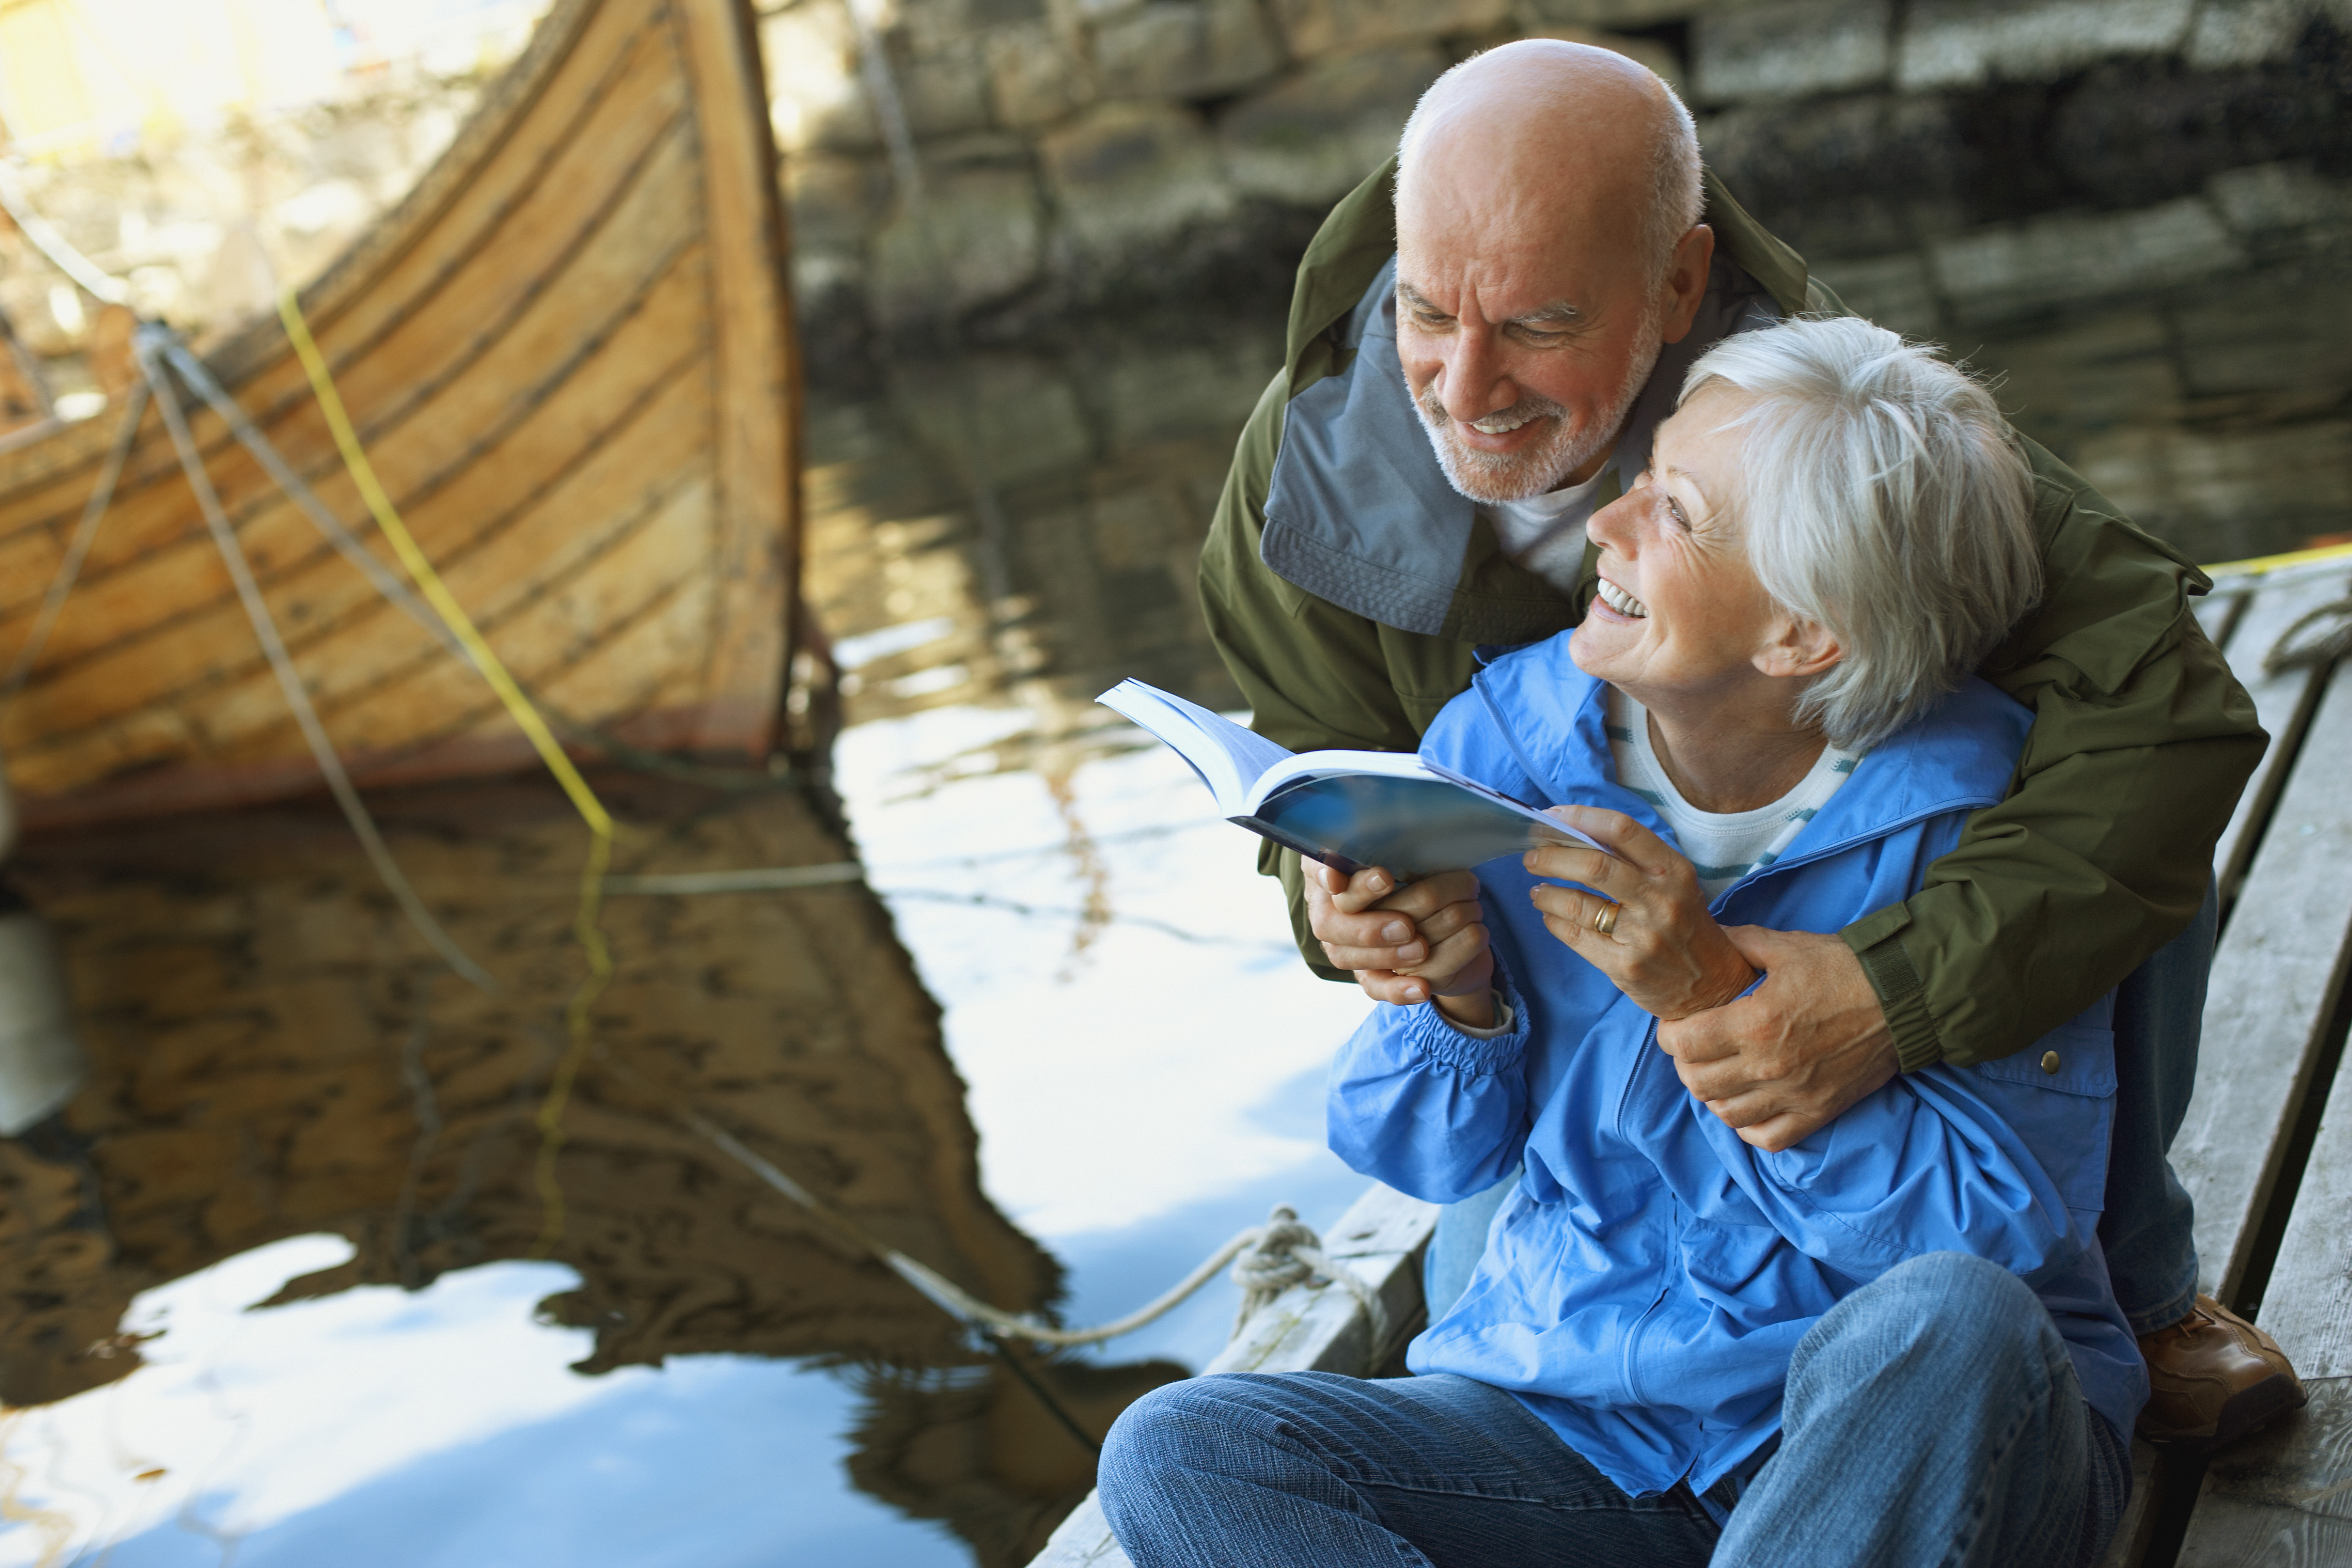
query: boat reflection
[{"left": 1, "top": 765, "right": 1180, "bottom": 1564}]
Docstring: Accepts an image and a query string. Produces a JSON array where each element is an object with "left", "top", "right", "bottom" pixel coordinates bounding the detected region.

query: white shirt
[
  {"left": 1484, "top": 465, "right": 1614, "bottom": 594},
  {"left": 1605, "top": 687, "right": 1865, "bottom": 902}
]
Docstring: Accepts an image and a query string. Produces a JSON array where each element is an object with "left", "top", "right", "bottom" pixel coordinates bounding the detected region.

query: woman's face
[{"left": 1571, "top": 384, "right": 1804, "bottom": 709}]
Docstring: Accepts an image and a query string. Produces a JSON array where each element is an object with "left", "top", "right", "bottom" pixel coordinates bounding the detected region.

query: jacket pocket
[{"left": 1970, "top": 1023, "right": 2117, "bottom": 1214}]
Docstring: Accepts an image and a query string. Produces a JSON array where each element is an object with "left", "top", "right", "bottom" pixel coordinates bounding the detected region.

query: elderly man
[{"left": 1200, "top": 41, "right": 2301, "bottom": 1445}]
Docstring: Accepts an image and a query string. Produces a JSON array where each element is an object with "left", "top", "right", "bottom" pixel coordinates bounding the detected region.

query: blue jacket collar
[{"left": 1473, "top": 646, "right": 2030, "bottom": 886}]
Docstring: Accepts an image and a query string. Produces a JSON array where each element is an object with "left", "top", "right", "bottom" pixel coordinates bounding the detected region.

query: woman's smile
[{"left": 1595, "top": 578, "right": 1648, "bottom": 619}]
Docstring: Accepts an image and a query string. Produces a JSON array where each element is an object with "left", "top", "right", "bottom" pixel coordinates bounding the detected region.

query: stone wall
[
  {"left": 765, "top": 0, "right": 1679, "bottom": 354},
  {"left": 773, "top": 0, "right": 2352, "bottom": 557}
]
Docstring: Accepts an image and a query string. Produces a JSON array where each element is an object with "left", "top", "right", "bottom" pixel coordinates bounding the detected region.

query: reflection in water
[{"left": 0, "top": 768, "right": 1180, "bottom": 1564}]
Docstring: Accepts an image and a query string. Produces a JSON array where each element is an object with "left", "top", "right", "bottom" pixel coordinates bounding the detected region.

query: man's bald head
[
  {"left": 1396, "top": 41, "right": 1702, "bottom": 284},
  {"left": 1386, "top": 42, "right": 1716, "bottom": 505}
]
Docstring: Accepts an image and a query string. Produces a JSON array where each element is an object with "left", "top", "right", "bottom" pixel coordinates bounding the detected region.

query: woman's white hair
[{"left": 1679, "top": 316, "right": 2041, "bottom": 752}]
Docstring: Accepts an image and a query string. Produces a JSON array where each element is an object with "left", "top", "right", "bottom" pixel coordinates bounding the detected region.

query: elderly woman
[{"left": 1097, "top": 317, "right": 2144, "bottom": 1568}]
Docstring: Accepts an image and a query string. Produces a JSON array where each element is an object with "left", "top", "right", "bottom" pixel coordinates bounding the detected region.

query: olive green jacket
[{"left": 1200, "top": 159, "right": 2264, "bottom": 1072}]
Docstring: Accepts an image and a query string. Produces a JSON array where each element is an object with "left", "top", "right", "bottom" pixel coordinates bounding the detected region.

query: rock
[
  {"left": 763, "top": 0, "right": 878, "bottom": 154},
  {"left": 2175, "top": 268, "right": 2352, "bottom": 401},
  {"left": 1267, "top": 0, "right": 1510, "bottom": 61},
  {"left": 1969, "top": 307, "right": 2181, "bottom": 443},
  {"left": 2206, "top": 161, "right": 2352, "bottom": 239},
  {"left": 1514, "top": 25, "right": 1685, "bottom": 91},
  {"left": 2187, "top": 0, "right": 2352, "bottom": 68},
  {"left": 1928, "top": 198, "right": 2246, "bottom": 323},
  {"left": 984, "top": 21, "right": 1097, "bottom": 128},
  {"left": 2073, "top": 419, "right": 2352, "bottom": 563},
  {"left": 1897, "top": 0, "right": 2197, "bottom": 91},
  {"left": 891, "top": 38, "right": 993, "bottom": 139},
  {"left": 1218, "top": 44, "right": 1445, "bottom": 207},
  {"left": 784, "top": 150, "right": 892, "bottom": 305},
  {"left": 868, "top": 162, "right": 1047, "bottom": 328},
  {"left": 1038, "top": 102, "right": 1235, "bottom": 263},
  {"left": 1519, "top": 0, "right": 1697, "bottom": 27},
  {"left": 1702, "top": 93, "right": 1964, "bottom": 259},
  {"left": 1809, "top": 251, "right": 1941, "bottom": 339},
  {"left": 1692, "top": 0, "right": 1892, "bottom": 104},
  {"left": 1092, "top": 0, "right": 1286, "bottom": 102}
]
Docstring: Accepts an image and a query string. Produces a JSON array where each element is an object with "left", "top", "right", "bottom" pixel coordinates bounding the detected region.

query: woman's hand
[
  {"left": 1521, "top": 805, "right": 1756, "bottom": 1020},
  {"left": 1304, "top": 861, "right": 1495, "bottom": 1027}
]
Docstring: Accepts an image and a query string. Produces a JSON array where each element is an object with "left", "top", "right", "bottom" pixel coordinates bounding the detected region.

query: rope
[
  {"left": 272, "top": 286, "right": 617, "bottom": 1260},
  {"left": 153, "top": 342, "right": 790, "bottom": 792},
  {"left": 0, "top": 161, "right": 131, "bottom": 306},
  {"left": 133, "top": 333, "right": 499, "bottom": 994},
  {"left": 588, "top": 1042, "right": 1384, "bottom": 1357},
  {"left": 1, "top": 379, "right": 147, "bottom": 696},
  {"left": 2203, "top": 538, "right": 2352, "bottom": 581},
  {"left": 273, "top": 289, "right": 614, "bottom": 842},
  {"left": 2263, "top": 595, "right": 2352, "bottom": 677}
]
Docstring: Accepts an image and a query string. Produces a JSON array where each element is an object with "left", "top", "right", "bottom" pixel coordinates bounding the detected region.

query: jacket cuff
[
  {"left": 1404, "top": 967, "right": 1530, "bottom": 1074},
  {"left": 1844, "top": 905, "right": 1944, "bottom": 1073}
]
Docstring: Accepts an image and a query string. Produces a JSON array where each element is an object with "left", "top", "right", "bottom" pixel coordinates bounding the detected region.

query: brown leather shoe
[{"left": 2136, "top": 1295, "right": 2306, "bottom": 1450}]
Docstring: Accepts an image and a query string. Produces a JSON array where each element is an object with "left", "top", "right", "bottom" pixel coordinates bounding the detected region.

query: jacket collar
[
  {"left": 1472, "top": 648, "right": 2032, "bottom": 874},
  {"left": 1261, "top": 164, "right": 1815, "bottom": 641}
]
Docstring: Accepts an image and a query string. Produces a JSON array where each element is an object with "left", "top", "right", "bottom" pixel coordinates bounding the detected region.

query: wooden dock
[{"left": 1032, "top": 556, "right": 2352, "bottom": 1568}]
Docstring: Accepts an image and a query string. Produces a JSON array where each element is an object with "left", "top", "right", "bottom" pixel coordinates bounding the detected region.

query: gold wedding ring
[{"left": 1592, "top": 903, "right": 1619, "bottom": 937}]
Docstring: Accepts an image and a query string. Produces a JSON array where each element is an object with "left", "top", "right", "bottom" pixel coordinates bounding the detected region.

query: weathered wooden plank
[
  {"left": 2194, "top": 588, "right": 2247, "bottom": 651},
  {"left": 1, "top": 247, "right": 714, "bottom": 787},
  {"left": 2178, "top": 985, "right": 2352, "bottom": 1564},
  {"left": 1029, "top": 1185, "right": 1439, "bottom": 1568},
  {"left": 2208, "top": 572, "right": 2352, "bottom": 900},
  {"left": 675, "top": 0, "right": 799, "bottom": 754},
  {"left": 2177, "top": 1379, "right": 2352, "bottom": 1566},
  {"left": 2177, "top": 659, "right": 2352, "bottom": 1307}
]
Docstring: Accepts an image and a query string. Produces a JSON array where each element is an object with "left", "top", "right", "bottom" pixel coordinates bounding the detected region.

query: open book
[{"left": 1098, "top": 679, "right": 1606, "bottom": 878}]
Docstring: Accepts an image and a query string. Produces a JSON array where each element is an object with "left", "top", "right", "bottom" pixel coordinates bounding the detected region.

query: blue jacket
[{"left": 1326, "top": 642, "right": 2148, "bottom": 1496}]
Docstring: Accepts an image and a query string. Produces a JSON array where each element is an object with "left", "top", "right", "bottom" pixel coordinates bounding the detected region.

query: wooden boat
[{"left": 0, "top": 0, "right": 800, "bottom": 831}]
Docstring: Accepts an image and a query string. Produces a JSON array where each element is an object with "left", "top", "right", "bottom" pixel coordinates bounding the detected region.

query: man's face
[{"left": 1395, "top": 174, "right": 1671, "bottom": 505}]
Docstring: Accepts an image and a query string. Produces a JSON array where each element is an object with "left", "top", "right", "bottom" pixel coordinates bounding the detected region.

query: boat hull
[{"left": 0, "top": 0, "right": 800, "bottom": 830}]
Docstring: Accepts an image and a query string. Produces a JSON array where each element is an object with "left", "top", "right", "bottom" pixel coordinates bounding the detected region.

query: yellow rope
[
  {"left": 274, "top": 290, "right": 612, "bottom": 838},
  {"left": 277, "top": 286, "right": 615, "bottom": 1258},
  {"left": 2202, "top": 539, "right": 2352, "bottom": 580}
]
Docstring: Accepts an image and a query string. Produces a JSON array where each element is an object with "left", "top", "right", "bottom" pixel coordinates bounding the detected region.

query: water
[{"left": 0, "top": 307, "right": 1388, "bottom": 1567}]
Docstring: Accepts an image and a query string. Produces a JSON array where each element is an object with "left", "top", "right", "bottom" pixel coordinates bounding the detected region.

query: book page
[{"left": 1096, "top": 680, "right": 1294, "bottom": 809}]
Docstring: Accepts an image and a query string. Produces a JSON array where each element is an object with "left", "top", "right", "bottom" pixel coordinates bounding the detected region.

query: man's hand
[
  {"left": 1655, "top": 926, "right": 1899, "bottom": 1151},
  {"left": 1303, "top": 861, "right": 1492, "bottom": 1021}
]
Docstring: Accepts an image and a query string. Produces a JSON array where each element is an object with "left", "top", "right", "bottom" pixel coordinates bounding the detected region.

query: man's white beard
[{"left": 1412, "top": 321, "right": 1665, "bottom": 505}]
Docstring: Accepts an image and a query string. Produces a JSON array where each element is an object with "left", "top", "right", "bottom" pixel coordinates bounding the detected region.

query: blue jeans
[
  {"left": 1101, "top": 1253, "right": 2132, "bottom": 1568},
  {"left": 1424, "top": 881, "right": 2219, "bottom": 1335}
]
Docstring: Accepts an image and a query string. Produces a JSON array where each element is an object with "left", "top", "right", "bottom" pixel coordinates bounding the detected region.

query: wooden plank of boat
[
  {"left": 1030, "top": 1184, "right": 1439, "bottom": 1568},
  {"left": 2176, "top": 1039, "right": 2352, "bottom": 1563},
  {"left": 0, "top": 0, "right": 798, "bottom": 830}
]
